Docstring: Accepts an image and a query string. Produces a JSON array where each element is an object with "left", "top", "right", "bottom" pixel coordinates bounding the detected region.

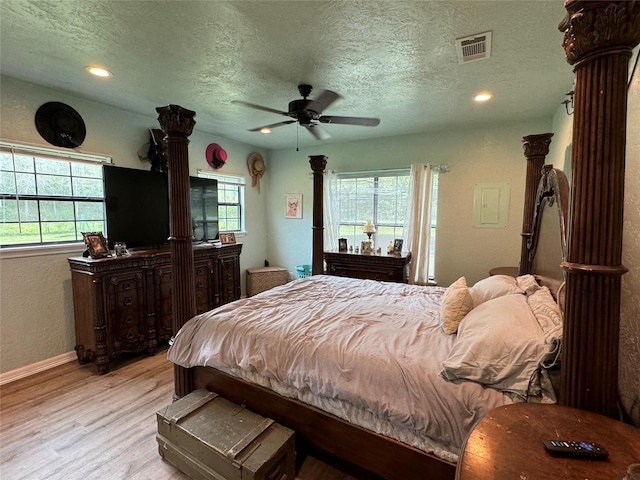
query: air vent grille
[{"left": 456, "top": 31, "right": 492, "bottom": 64}]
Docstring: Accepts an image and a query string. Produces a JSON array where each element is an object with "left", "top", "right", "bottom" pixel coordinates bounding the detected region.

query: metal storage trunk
[
  {"left": 246, "top": 266, "right": 289, "bottom": 296},
  {"left": 157, "top": 389, "right": 295, "bottom": 480}
]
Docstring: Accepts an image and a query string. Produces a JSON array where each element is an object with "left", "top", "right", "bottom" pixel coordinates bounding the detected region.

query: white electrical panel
[{"left": 472, "top": 182, "right": 510, "bottom": 228}]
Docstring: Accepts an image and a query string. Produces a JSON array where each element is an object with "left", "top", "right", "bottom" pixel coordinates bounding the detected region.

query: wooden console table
[
  {"left": 324, "top": 250, "right": 411, "bottom": 283},
  {"left": 456, "top": 403, "right": 640, "bottom": 480},
  {"left": 69, "top": 243, "right": 242, "bottom": 373}
]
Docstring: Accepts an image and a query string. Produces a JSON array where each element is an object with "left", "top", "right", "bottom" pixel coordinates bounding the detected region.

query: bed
[{"left": 156, "top": 3, "right": 639, "bottom": 479}]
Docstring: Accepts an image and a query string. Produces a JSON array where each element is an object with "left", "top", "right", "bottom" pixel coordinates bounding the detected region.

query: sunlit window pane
[{"left": 0, "top": 142, "right": 109, "bottom": 247}]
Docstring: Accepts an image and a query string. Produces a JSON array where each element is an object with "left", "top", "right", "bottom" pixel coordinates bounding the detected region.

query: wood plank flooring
[{"left": 0, "top": 350, "right": 362, "bottom": 480}]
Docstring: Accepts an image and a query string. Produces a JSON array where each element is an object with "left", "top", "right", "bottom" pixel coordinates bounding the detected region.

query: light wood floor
[{"left": 0, "top": 350, "right": 362, "bottom": 480}]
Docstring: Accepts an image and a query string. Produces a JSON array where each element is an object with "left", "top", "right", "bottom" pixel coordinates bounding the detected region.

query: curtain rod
[{"left": 329, "top": 164, "right": 450, "bottom": 175}]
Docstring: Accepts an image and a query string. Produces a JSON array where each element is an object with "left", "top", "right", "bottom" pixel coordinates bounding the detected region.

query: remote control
[{"left": 543, "top": 440, "right": 609, "bottom": 459}]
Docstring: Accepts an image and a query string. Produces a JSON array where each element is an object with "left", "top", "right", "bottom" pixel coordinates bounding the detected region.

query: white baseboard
[{"left": 0, "top": 351, "right": 77, "bottom": 386}]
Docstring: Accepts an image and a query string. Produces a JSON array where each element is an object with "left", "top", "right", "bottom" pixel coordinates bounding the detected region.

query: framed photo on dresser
[
  {"left": 82, "top": 231, "right": 110, "bottom": 258},
  {"left": 219, "top": 232, "right": 236, "bottom": 245},
  {"left": 393, "top": 238, "right": 403, "bottom": 254}
]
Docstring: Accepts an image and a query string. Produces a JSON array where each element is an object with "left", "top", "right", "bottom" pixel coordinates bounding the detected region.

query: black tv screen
[
  {"left": 103, "top": 166, "right": 219, "bottom": 250},
  {"left": 103, "top": 166, "right": 170, "bottom": 250}
]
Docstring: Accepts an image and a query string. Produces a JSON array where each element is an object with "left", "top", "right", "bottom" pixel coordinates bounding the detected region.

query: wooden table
[{"left": 456, "top": 403, "right": 640, "bottom": 480}]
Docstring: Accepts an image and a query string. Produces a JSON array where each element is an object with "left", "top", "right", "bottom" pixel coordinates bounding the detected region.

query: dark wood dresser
[
  {"left": 68, "top": 243, "right": 242, "bottom": 373},
  {"left": 324, "top": 250, "right": 411, "bottom": 283}
]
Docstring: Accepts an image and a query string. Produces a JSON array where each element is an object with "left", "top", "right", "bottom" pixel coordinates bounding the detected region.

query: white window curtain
[
  {"left": 323, "top": 169, "right": 339, "bottom": 250},
  {"left": 403, "top": 163, "right": 435, "bottom": 285}
]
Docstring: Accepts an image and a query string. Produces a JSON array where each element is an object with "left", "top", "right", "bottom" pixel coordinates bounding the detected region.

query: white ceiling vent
[{"left": 455, "top": 31, "right": 492, "bottom": 64}]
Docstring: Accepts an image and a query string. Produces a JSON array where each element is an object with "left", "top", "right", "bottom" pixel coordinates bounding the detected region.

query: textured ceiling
[{"left": 0, "top": 0, "right": 574, "bottom": 150}]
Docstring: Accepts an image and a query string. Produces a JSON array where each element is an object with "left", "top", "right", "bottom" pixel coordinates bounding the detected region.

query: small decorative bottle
[{"left": 387, "top": 241, "right": 394, "bottom": 254}]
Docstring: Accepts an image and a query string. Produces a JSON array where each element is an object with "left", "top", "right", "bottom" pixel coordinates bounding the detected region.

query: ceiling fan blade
[
  {"left": 319, "top": 115, "right": 380, "bottom": 126},
  {"left": 304, "top": 124, "right": 330, "bottom": 140},
  {"left": 248, "top": 120, "right": 296, "bottom": 132},
  {"left": 232, "top": 100, "right": 289, "bottom": 116},
  {"left": 311, "top": 90, "right": 341, "bottom": 111}
]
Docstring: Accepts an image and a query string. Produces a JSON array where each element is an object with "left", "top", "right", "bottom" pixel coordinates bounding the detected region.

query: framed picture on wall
[
  {"left": 285, "top": 193, "right": 302, "bottom": 219},
  {"left": 82, "top": 231, "right": 111, "bottom": 258}
]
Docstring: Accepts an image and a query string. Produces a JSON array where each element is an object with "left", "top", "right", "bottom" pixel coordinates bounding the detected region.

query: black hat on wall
[{"left": 35, "top": 102, "right": 86, "bottom": 148}]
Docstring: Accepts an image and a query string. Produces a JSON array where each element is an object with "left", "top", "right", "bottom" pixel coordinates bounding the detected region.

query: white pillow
[
  {"left": 440, "top": 294, "right": 546, "bottom": 396},
  {"left": 468, "top": 275, "right": 524, "bottom": 308},
  {"left": 516, "top": 274, "right": 541, "bottom": 296},
  {"left": 527, "top": 286, "right": 563, "bottom": 368},
  {"left": 440, "top": 277, "right": 473, "bottom": 334}
]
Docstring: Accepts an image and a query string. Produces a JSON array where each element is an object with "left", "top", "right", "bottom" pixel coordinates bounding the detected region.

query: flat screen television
[{"left": 103, "top": 166, "right": 219, "bottom": 250}]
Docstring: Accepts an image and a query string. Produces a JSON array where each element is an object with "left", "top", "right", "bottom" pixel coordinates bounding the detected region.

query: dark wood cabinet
[
  {"left": 324, "top": 250, "right": 411, "bottom": 283},
  {"left": 69, "top": 243, "right": 242, "bottom": 373}
]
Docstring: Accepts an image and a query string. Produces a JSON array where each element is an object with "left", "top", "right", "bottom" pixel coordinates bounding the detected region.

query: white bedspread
[{"left": 168, "top": 275, "right": 513, "bottom": 462}]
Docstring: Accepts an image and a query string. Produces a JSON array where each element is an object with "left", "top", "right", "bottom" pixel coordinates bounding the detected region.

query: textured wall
[{"left": 620, "top": 62, "right": 640, "bottom": 426}]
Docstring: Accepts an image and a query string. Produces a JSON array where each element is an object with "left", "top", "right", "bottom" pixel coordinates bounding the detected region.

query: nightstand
[{"left": 456, "top": 403, "right": 640, "bottom": 480}]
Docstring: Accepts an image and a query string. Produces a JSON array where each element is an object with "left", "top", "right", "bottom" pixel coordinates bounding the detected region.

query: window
[
  {"left": 335, "top": 169, "right": 411, "bottom": 249},
  {"left": 197, "top": 171, "right": 245, "bottom": 233},
  {"left": 0, "top": 141, "right": 110, "bottom": 247},
  {"left": 333, "top": 168, "right": 439, "bottom": 280}
]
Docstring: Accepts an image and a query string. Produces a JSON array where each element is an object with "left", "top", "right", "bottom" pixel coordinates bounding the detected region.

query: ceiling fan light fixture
[
  {"left": 474, "top": 92, "right": 493, "bottom": 103},
  {"left": 234, "top": 84, "right": 379, "bottom": 141},
  {"left": 85, "top": 65, "right": 112, "bottom": 78}
]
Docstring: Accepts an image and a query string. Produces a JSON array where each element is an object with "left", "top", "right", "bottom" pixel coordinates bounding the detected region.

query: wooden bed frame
[{"left": 156, "top": 2, "right": 640, "bottom": 479}]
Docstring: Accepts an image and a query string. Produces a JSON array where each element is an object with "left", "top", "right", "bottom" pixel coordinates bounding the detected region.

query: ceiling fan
[{"left": 231, "top": 84, "right": 380, "bottom": 140}]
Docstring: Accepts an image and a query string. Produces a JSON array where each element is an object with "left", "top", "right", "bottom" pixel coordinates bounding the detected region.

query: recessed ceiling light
[
  {"left": 474, "top": 92, "right": 493, "bottom": 102},
  {"left": 260, "top": 128, "right": 271, "bottom": 134},
  {"left": 85, "top": 65, "right": 112, "bottom": 77}
]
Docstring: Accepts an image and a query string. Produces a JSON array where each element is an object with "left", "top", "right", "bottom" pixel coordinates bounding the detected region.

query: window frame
[
  {"left": 332, "top": 167, "right": 439, "bottom": 281},
  {"left": 333, "top": 168, "right": 411, "bottom": 248},
  {"left": 196, "top": 170, "right": 246, "bottom": 235},
  {"left": 0, "top": 140, "right": 111, "bottom": 252}
]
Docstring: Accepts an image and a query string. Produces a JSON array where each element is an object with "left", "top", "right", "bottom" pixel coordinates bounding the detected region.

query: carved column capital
[
  {"left": 309, "top": 154, "right": 327, "bottom": 174},
  {"left": 559, "top": 0, "right": 640, "bottom": 67},
  {"left": 156, "top": 104, "right": 196, "bottom": 139},
  {"left": 522, "top": 133, "right": 554, "bottom": 161}
]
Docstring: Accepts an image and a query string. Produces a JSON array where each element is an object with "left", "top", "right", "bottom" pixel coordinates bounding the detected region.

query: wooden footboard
[{"left": 192, "top": 366, "right": 456, "bottom": 480}]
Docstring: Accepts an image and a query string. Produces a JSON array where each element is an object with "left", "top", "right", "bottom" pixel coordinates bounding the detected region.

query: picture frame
[
  {"left": 393, "top": 238, "right": 404, "bottom": 254},
  {"left": 285, "top": 193, "right": 302, "bottom": 219},
  {"left": 82, "top": 231, "right": 110, "bottom": 258},
  {"left": 361, "top": 240, "right": 372, "bottom": 255},
  {"left": 219, "top": 232, "right": 236, "bottom": 245},
  {"left": 338, "top": 238, "right": 348, "bottom": 252}
]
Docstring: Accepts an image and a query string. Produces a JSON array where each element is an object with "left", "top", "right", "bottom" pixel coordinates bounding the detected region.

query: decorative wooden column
[
  {"left": 309, "top": 155, "right": 327, "bottom": 275},
  {"left": 157, "top": 104, "right": 197, "bottom": 399},
  {"left": 558, "top": 1, "right": 640, "bottom": 418},
  {"left": 519, "top": 133, "right": 554, "bottom": 275}
]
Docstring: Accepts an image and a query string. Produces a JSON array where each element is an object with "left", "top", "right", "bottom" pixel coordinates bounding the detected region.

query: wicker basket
[
  {"left": 246, "top": 266, "right": 289, "bottom": 296},
  {"left": 295, "top": 264, "right": 312, "bottom": 278}
]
